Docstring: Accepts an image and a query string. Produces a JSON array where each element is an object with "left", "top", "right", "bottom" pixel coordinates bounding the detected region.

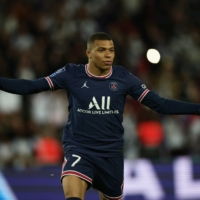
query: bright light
[{"left": 146, "top": 49, "right": 161, "bottom": 64}]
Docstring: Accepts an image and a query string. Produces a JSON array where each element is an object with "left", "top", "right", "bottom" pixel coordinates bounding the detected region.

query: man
[{"left": 0, "top": 32, "right": 200, "bottom": 200}]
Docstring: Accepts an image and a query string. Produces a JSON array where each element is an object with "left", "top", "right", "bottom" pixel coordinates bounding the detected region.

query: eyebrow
[{"left": 97, "top": 47, "right": 114, "bottom": 49}]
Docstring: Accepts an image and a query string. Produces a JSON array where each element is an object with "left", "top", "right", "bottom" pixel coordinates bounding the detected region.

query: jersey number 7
[{"left": 71, "top": 154, "right": 81, "bottom": 167}]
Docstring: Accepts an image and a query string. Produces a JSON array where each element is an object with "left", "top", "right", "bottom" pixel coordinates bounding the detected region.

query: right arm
[
  {"left": 0, "top": 64, "right": 74, "bottom": 95},
  {"left": 0, "top": 77, "right": 50, "bottom": 95}
]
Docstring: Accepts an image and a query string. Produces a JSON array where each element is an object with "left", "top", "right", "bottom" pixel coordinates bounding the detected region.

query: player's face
[{"left": 86, "top": 40, "right": 115, "bottom": 72}]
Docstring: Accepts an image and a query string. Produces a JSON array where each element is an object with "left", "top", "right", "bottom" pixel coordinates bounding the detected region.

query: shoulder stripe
[
  {"left": 138, "top": 89, "right": 149, "bottom": 102},
  {"left": 45, "top": 76, "right": 54, "bottom": 91}
]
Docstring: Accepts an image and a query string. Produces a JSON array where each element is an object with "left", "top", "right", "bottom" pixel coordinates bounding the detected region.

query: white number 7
[{"left": 71, "top": 154, "right": 81, "bottom": 167}]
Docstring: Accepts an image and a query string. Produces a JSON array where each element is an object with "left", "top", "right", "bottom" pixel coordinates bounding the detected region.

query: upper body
[{"left": 0, "top": 32, "right": 200, "bottom": 157}]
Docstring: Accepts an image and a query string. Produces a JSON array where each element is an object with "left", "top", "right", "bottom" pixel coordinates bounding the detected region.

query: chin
[
  {"left": 102, "top": 65, "right": 112, "bottom": 70},
  {"left": 95, "top": 63, "right": 112, "bottom": 71}
]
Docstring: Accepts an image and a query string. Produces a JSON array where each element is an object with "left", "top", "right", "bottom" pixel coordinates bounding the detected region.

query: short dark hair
[{"left": 87, "top": 32, "right": 112, "bottom": 49}]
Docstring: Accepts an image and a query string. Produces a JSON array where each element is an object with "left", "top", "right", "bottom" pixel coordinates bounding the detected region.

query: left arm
[
  {"left": 141, "top": 91, "right": 200, "bottom": 115},
  {"left": 125, "top": 68, "right": 200, "bottom": 115}
]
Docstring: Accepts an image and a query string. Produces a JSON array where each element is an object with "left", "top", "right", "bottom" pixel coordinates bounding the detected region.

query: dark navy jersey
[
  {"left": 0, "top": 63, "right": 200, "bottom": 157},
  {"left": 45, "top": 63, "right": 150, "bottom": 156}
]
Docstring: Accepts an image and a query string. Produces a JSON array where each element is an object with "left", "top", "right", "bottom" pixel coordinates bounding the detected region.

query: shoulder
[
  {"left": 53, "top": 63, "right": 85, "bottom": 75},
  {"left": 112, "top": 65, "right": 144, "bottom": 88},
  {"left": 112, "top": 65, "right": 136, "bottom": 79},
  {"left": 64, "top": 63, "right": 85, "bottom": 71},
  {"left": 49, "top": 63, "right": 85, "bottom": 80},
  {"left": 66, "top": 63, "right": 85, "bottom": 68}
]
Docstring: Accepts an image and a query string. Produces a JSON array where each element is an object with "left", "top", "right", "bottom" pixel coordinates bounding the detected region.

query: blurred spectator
[
  {"left": 162, "top": 115, "right": 189, "bottom": 158},
  {"left": 12, "top": 137, "right": 34, "bottom": 169},
  {"left": 189, "top": 116, "right": 200, "bottom": 156},
  {"left": 123, "top": 98, "right": 139, "bottom": 160},
  {"left": 30, "top": 90, "right": 68, "bottom": 126},
  {"left": 33, "top": 125, "right": 63, "bottom": 166},
  {"left": 0, "top": 91, "right": 22, "bottom": 113},
  {"left": 137, "top": 120, "right": 164, "bottom": 160},
  {"left": 0, "top": 128, "right": 14, "bottom": 169}
]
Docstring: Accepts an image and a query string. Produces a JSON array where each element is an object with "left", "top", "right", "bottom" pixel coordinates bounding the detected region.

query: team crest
[{"left": 109, "top": 82, "right": 119, "bottom": 91}]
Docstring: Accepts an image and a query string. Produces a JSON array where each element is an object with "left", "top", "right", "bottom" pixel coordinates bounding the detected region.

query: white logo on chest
[
  {"left": 88, "top": 96, "right": 110, "bottom": 110},
  {"left": 81, "top": 81, "right": 89, "bottom": 88}
]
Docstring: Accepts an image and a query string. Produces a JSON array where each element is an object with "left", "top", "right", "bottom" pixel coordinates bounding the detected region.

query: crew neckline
[{"left": 85, "top": 64, "right": 112, "bottom": 79}]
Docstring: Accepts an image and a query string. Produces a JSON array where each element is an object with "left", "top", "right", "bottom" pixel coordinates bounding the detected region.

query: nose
[{"left": 105, "top": 50, "right": 112, "bottom": 58}]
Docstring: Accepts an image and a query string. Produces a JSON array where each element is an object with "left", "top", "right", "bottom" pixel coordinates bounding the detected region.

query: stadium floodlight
[{"left": 146, "top": 49, "right": 161, "bottom": 64}]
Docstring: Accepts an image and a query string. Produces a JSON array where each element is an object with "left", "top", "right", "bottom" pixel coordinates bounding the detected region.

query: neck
[
  {"left": 86, "top": 64, "right": 112, "bottom": 78},
  {"left": 88, "top": 67, "right": 110, "bottom": 76},
  {"left": 88, "top": 63, "right": 111, "bottom": 77}
]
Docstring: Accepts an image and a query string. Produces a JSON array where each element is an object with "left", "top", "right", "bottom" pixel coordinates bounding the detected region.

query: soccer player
[{"left": 0, "top": 32, "right": 200, "bottom": 200}]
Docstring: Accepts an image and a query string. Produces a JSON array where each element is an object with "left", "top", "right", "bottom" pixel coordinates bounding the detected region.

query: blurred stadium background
[{"left": 0, "top": 0, "right": 200, "bottom": 199}]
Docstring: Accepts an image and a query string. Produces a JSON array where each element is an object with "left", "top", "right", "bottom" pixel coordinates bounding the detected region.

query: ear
[{"left": 86, "top": 50, "right": 91, "bottom": 59}]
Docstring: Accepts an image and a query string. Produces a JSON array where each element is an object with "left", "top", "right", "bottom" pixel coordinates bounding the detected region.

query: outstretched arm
[
  {"left": 0, "top": 77, "right": 50, "bottom": 95},
  {"left": 125, "top": 69, "right": 200, "bottom": 115},
  {"left": 142, "top": 91, "right": 200, "bottom": 115}
]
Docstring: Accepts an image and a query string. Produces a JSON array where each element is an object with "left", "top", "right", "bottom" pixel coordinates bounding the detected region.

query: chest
[{"left": 68, "top": 77, "right": 127, "bottom": 109}]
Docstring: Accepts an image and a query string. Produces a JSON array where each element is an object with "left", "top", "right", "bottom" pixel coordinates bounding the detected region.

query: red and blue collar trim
[{"left": 85, "top": 64, "right": 112, "bottom": 79}]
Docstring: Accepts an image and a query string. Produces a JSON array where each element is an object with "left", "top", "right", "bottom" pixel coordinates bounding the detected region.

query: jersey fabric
[
  {"left": 0, "top": 63, "right": 200, "bottom": 157},
  {"left": 47, "top": 63, "right": 150, "bottom": 157}
]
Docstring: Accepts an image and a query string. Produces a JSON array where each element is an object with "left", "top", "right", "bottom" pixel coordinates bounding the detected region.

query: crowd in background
[{"left": 0, "top": 0, "right": 200, "bottom": 169}]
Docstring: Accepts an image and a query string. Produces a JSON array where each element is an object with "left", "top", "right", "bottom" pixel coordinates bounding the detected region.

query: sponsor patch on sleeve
[
  {"left": 50, "top": 67, "right": 66, "bottom": 77},
  {"left": 141, "top": 84, "right": 147, "bottom": 89}
]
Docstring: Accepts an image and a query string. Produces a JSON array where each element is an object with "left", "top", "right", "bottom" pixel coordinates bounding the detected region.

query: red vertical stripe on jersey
[
  {"left": 45, "top": 77, "right": 54, "bottom": 91},
  {"left": 138, "top": 89, "right": 149, "bottom": 102},
  {"left": 62, "top": 158, "right": 67, "bottom": 172}
]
